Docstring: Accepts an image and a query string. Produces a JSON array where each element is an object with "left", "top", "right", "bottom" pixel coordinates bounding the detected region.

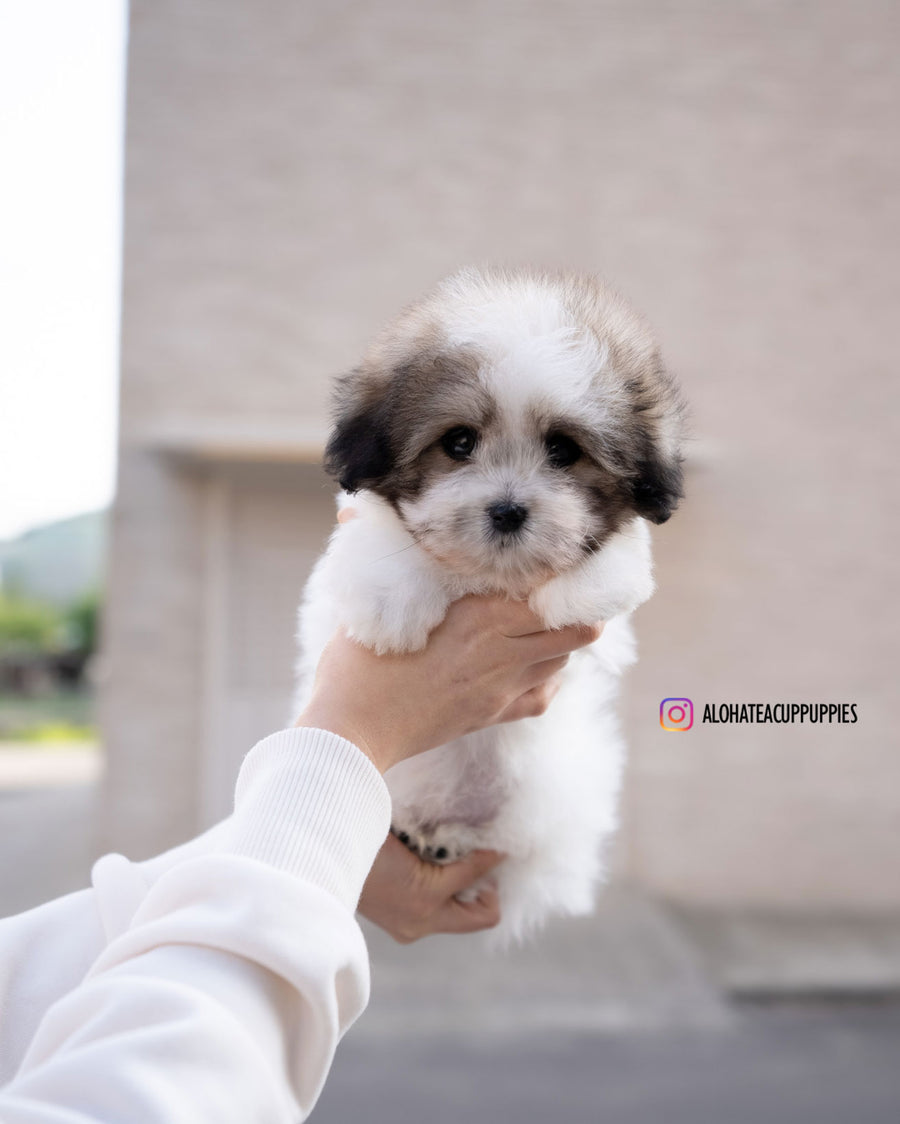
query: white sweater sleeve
[{"left": 0, "top": 727, "right": 392, "bottom": 1123}]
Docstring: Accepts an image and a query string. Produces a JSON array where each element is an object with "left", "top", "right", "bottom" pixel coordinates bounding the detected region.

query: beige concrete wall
[{"left": 105, "top": 0, "right": 899, "bottom": 908}]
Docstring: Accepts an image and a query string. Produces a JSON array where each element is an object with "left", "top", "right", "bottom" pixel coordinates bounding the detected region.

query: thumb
[{"left": 436, "top": 849, "right": 506, "bottom": 896}]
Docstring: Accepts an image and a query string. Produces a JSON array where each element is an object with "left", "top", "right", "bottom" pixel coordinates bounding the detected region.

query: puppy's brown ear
[
  {"left": 323, "top": 371, "right": 395, "bottom": 493},
  {"left": 631, "top": 452, "right": 684, "bottom": 524},
  {"left": 622, "top": 353, "right": 686, "bottom": 524}
]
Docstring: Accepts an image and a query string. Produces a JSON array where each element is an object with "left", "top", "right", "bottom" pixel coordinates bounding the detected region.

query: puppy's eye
[
  {"left": 545, "top": 433, "right": 581, "bottom": 468},
  {"left": 440, "top": 426, "right": 478, "bottom": 461}
]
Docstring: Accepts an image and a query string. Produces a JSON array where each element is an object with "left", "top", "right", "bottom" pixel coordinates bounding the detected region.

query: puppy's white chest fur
[{"left": 294, "top": 491, "right": 654, "bottom": 947}]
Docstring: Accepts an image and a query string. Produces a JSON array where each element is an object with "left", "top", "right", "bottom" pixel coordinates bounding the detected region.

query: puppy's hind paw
[{"left": 392, "top": 822, "right": 483, "bottom": 865}]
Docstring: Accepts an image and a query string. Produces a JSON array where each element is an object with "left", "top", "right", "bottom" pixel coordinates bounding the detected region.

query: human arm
[
  {"left": 0, "top": 596, "right": 599, "bottom": 1120},
  {"left": 0, "top": 728, "right": 388, "bottom": 1121}
]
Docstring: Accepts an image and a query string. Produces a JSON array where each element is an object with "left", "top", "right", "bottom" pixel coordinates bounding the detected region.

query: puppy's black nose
[{"left": 487, "top": 501, "right": 528, "bottom": 534}]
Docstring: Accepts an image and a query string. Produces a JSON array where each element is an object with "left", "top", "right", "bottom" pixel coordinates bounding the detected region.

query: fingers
[
  {"left": 489, "top": 596, "right": 556, "bottom": 637},
  {"left": 519, "top": 619, "right": 605, "bottom": 661},
  {"left": 526, "top": 652, "right": 570, "bottom": 684},
  {"left": 401, "top": 848, "right": 505, "bottom": 938},
  {"left": 498, "top": 675, "right": 563, "bottom": 723},
  {"left": 454, "top": 596, "right": 603, "bottom": 668},
  {"left": 368, "top": 850, "right": 505, "bottom": 941},
  {"left": 487, "top": 597, "right": 604, "bottom": 650},
  {"left": 435, "top": 848, "right": 506, "bottom": 897},
  {"left": 437, "top": 885, "right": 502, "bottom": 934}
]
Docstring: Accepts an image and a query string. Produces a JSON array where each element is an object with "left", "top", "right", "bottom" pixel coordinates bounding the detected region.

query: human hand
[
  {"left": 295, "top": 595, "right": 604, "bottom": 772},
  {"left": 358, "top": 833, "right": 505, "bottom": 942}
]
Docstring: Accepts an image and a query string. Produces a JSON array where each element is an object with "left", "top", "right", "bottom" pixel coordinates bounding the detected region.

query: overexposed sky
[{"left": 0, "top": 1, "right": 126, "bottom": 541}]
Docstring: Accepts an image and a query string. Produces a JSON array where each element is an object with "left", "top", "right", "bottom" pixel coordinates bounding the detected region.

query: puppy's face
[{"left": 324, "top": 268, "right": 684, "bottom": 588}]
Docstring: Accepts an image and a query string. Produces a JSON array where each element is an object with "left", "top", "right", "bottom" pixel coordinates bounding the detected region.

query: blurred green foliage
[
  {"left": 0, "top": 590, "right": 100, "bottom": 658},
  {"left": 0, "top": 591, "right": 101, "bottom": 742},
  {"left": 63, "top": 591, "right": 101, "bottom": 655},
  {"left": 0, "top": 593, "right": 62, "bottom": 656}
]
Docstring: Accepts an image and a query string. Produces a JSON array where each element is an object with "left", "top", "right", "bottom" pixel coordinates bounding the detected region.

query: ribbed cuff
[{"left": 231, "top": 728, "right": 392, "bottom": 912}]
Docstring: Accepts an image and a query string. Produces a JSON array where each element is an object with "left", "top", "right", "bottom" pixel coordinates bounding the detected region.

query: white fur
[
  {"left": 293, "top": 268, "right": 673, "bottom": 947},
  {"left": 433, "top": 269, "right": 630, "bottom": 428},
  {"left": 294, "top": 494, "right": 653, "bottom": 948}
]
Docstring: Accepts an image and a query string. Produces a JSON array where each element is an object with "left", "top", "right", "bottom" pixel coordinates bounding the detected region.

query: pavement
[
  {"left": 0, "top": 759, "right": 103, "bottom": 918},
  {"left": 2, "top": 761, "right": 899, "bottom": 1121},
  {"left": 315, "top": 1003, "right": 900, "bottom": 1124},
  {"left": 0, "top": 744, "right": 101, "bottom": 792}
]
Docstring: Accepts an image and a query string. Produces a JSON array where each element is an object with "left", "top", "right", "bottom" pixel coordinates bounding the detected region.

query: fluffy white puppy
[{"left": 295, "top": 266, "right": 684, "bottom": 947}]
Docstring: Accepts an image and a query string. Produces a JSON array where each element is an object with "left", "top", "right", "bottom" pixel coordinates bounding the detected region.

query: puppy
[{"left": 294, "top": 266, "right": 684, "bottom": 946}]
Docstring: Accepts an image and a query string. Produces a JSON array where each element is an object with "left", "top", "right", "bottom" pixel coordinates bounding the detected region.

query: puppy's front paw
[
  {"left": 529, "top": 574, "right": 633, "bottom": 629},
  {"left": 323, "top": 496, "right": 452, "bottom": 653},
  {"left": 530, "top": 518, "right": 655, "bottom": 627},
  {"left": 343, "top": 585, "right": 450, "bottom": 654}
]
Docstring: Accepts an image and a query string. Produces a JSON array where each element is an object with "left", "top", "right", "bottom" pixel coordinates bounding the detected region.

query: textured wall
[{"left": 106, "top": 0, "right": 899, "bottom": 906}]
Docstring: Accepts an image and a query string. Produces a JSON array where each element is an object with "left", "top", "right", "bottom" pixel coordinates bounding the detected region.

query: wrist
[{"left": 294, "top": 705, "right": 401, "bottom": 773}]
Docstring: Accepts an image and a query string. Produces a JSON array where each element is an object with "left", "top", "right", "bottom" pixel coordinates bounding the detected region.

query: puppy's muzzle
[{"left": 487, "top": 501, "right": 528, "bottom": 535}]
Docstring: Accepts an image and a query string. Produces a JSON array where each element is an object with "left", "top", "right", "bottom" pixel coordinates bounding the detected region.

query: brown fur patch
[{"left": 324, "top": 266, "right": 686, "bottom": 524}]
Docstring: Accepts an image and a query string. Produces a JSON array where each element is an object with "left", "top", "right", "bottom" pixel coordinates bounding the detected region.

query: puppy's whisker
[{"left": 371, "top": 543, "right": 418, "bottom": 564}]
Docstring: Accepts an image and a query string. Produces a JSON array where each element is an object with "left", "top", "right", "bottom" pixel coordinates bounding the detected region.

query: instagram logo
[{"left": 660, "top": 698, "right": 694, "bottom": 731}]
